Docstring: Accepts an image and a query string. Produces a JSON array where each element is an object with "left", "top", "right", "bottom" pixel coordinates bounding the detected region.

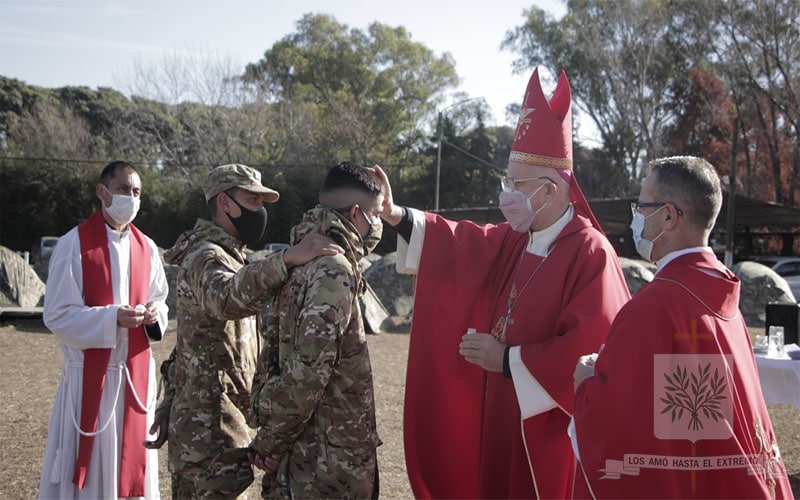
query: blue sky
[{"left": 0, "top": 0, "right": 593, "bottom": 138}]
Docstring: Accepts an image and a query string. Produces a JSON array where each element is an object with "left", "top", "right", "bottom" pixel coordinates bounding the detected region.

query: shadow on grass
[
  {"left": 790, "top": 473, "right": 800, "bottom": 497},
  {"left": 0, "top": 317, "right": 49, "bottom": 334}
]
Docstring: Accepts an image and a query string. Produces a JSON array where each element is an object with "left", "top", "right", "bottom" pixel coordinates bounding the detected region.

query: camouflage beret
[{"left": 203, "top": 164, "right": 280, "bottom": 203}]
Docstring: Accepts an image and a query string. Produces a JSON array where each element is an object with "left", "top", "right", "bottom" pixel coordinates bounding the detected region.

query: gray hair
[{"left": 648, "top": 156, "right": 722, "bottom": 230}]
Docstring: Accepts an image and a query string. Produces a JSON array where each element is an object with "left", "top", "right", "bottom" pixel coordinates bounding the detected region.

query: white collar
[
  {"left": 655, "top": 246, "right": 713, "bottom": 274},
  {"left": 527, "top": 204, "right": 574, "bottom": 256}
]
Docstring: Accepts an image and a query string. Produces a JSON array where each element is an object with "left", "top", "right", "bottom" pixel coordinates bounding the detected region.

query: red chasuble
[
  {"left": 75, "top": 210, "right": 151, "bottom": 496},
  {"left": 404, "top": 211, "right": 630, "bottom": 499},
  {"left": 573, "top": 251, "right": 792, "bottom": 499}
]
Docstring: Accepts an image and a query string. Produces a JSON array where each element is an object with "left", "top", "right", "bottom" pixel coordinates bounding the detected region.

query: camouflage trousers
[
  {"left": 171, "top": 447, "right": 255, "bottom": 499},
  {"left": 260, "top": 442, "right": 378, "bottom": 499}
]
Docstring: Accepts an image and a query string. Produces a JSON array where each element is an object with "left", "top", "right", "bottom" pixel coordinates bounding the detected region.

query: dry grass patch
[{"left": 1, "top": 319, "right": 796, "bottom": 498}]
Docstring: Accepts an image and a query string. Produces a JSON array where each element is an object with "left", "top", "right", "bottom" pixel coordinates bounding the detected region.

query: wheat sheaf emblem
[{"left": 660, "top": 363, "right": 728, "bottom": 431}]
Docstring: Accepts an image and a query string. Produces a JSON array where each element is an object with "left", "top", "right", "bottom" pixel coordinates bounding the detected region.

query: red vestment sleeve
[{"left": 403, "top": 213, "right": 526, "bottom": 499}]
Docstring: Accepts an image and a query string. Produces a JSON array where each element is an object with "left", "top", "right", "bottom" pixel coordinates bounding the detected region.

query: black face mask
[{"left": 226, "top": 192, "right": 267, "bottom": 246}]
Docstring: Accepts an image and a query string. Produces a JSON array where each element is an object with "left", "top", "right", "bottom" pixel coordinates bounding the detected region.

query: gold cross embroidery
[
  {"left": 672, "top": 318, "right": 713, "bottom": 494},
  {"left": 673, "top": 319, "right": 713, "bottom": 353},
  {"left": 514, "top": 104, "right": 535, "bottom": 139}
]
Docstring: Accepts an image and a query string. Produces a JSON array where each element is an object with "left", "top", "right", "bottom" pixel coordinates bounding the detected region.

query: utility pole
[
  {"left": 435, "top": 111, "right": 444, "bottom": 211},
  {"left": 724, "top": 119, "right": 739, "bottom": 267}
]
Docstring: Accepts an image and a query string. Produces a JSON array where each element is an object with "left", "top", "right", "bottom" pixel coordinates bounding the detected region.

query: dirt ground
[
  {"left": 1, "top": 318, "right": 798, "bottom": 498},
  {"left": 0, "top": 319, "right": 412, "bottom": 499}
]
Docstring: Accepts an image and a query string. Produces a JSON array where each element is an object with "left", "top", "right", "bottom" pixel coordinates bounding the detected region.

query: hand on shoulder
[{"left": 283, "top": 232, "right": 344, "bottom": 268}]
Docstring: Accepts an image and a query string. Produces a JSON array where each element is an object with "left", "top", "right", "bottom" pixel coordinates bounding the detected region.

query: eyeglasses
[
  {"left": 501, "top": 176, "right": 555, "bottom": 192},
  {"left": 358, "top": 206, "right": 378, "bottom": 225},
  {"left": 630, "top": 201, "right": 684, "bottom": 216},
  {"left": 337, "top": 205, "right": 378, "bottom": 225}
]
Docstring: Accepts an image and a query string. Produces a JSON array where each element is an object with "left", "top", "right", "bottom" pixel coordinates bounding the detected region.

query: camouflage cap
[{"left": 203, "top": 164, "right": 280, "bottom": 203}]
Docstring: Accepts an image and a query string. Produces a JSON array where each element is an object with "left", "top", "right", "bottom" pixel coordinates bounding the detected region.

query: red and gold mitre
[
  {"left": 510, "top": 67, "right": 572, "bottom": 170},
  {"left": 509, "top": 67, "right": 605, "bottom": 232}
]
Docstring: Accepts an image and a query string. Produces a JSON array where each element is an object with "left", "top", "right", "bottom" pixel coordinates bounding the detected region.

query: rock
[
  {"left": 619, "top": 257, "right": 655, "bottom": 296},
  {"left": 163, "top": 262, "right": 179, "bottom": 319},
  {"left": 732, "top": 261, "right": 796, "bottom": 327},
  {"left": 361, "top": 281, "right": 392, "bottom": 333},
  {"left": 0, "top": 246, "right": 46, "bottom": 307},
  {"left": 363, "top": 252, "right": 415, "bottom": 318}
]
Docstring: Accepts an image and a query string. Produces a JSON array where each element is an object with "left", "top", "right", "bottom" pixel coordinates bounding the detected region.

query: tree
[
  {"left": 121, "top": 49, "right": 286, "bottom": 176},
  {"left": 502, "top": 0, "right": 698, "bottom": 188},
  {"left": 673, "top": 0, "right": 800, "bottom": 205},
  {"left": 243, "top": 13, "right": 460, "bottom": 166},
  {"left": 663, "top": 67, "right": 736, "bottom": 179}
]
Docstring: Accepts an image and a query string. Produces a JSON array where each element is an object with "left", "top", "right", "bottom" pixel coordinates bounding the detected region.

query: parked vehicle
[
  {"left": 750, "top": 255, "right": 800, "bottom": 301},
  {"left": 32, "top": 236, "right": 59, "bottom": 259}
]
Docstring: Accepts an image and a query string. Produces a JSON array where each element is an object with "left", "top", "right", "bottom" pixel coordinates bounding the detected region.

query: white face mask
[
  {"left": 499, "top": 183, "right": 548, "bottom": 232},
  {"left": 103, "top": 186, "right": 140, "bottom": 226},
  {"left": 630, "top": 206, "right": 665, "bottom": 262}
]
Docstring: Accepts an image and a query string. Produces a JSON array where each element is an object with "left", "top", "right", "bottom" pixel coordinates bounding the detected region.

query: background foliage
[{"left": 1, "top": 4, "right": 798, "bottom": 253}]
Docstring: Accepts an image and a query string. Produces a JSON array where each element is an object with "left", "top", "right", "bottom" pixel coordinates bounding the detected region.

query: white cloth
[
  {"left": 38, "top": 223, "right": 168, "bottom": 500},
  {"left": 755, "top": 352, "right": 800, "bottom": 409},
  {"left": 395, "top": 207, "right": 574, "bottom": 418}
]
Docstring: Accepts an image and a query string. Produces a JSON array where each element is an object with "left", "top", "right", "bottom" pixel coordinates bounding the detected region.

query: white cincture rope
[
  {"left": 67, "top": 362, "right": 124, "bottom": 437},
  {"left": 122, "top": 362, "right": 156, "bottom": 412}
]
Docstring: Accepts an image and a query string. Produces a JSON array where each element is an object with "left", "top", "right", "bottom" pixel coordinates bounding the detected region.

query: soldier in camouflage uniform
[
  {"left": 146, "top": 164, "right": 343, "bottom": 499},
  {"left": 249, "top": 162, "right": 384, "bottom": 499}
]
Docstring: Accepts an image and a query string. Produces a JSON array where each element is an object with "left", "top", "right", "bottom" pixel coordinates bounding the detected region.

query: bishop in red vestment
[
  {"left": 572, "top": 156, "right": 793, "bottom": 499},
  {"left": 375, "top": 68, "right": 630, "bottom": 499}
]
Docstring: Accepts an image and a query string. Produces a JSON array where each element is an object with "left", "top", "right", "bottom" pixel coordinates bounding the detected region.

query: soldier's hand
[
  {"left": 372, "top": 164, "right": 403, "bottom": 226},
  {"left": 283, "top": 233, "right": 343, "bottom": 267},
  {"left": 248, "top": 451, "right": 283, "bottom": 475},
  {"left": 142, "top": 409, "right": 169, "bottom": 449}
]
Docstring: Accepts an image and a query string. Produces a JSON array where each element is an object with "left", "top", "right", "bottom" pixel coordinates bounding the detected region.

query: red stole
[{"left": 75, "top": 210, "right": 151, "bottom": 496}]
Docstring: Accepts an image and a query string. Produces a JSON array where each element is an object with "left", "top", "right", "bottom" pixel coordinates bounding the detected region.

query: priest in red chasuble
[
  {"left": 572, "top": 156, "right": 792, "bottom": 499},
  {"left": 374, "top": 68, "right": 630, "bottom": 499}
]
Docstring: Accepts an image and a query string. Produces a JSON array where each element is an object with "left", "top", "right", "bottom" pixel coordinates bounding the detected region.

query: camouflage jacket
[
  {"left": 162, "top": 218, "right": 288, "bottom": 474},
  {"left": 251, "top": 206, "right": 380, "bottom": 460}
]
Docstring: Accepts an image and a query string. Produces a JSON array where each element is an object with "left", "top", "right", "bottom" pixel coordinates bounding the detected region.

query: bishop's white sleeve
[
  {"left": 567, "top": 417, "right": 581, "bottom": 460},
  {"left": 42, "top": 228, "right": 119, "bottom": 350},
  {"left": 395, "top": 207, "right": 426, "bottom": 274},
  {"left": 508, "top": 346, "right": 557, "bottom": 418}
]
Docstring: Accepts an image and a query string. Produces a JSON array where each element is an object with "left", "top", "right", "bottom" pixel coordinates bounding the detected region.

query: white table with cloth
[{"left": 755, "top": 353, "right": 800, "bottom": 410}]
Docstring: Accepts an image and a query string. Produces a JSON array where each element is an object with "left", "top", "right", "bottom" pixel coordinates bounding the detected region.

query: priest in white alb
[{"left": 39, "top": 160, "right": 168, "bottom": 500}]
